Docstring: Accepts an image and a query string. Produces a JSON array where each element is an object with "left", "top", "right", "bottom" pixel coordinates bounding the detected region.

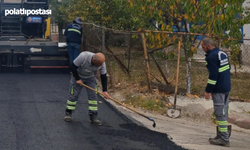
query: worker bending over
[{"left": 64, "top": 51, "right": 110, "bottom": 125}]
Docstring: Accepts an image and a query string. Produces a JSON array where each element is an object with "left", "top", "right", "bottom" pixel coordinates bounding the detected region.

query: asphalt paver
[{"left": 0, "top": 73, "right": 187, "bottom": 150}]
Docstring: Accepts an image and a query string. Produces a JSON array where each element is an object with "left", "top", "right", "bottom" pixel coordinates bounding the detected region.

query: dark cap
[{"left": 74, "top": 17, "right": 83, "bottom": 24}]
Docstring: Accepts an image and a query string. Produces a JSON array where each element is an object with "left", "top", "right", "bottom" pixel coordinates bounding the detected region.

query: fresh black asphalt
[{"left": 0, "top": 73, "right": 187, "bottom": 150}]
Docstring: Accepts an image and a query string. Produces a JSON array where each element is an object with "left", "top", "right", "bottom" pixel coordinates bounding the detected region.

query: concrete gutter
[{"left": 168, "top": 95, "right": 250, "bottom": 130}]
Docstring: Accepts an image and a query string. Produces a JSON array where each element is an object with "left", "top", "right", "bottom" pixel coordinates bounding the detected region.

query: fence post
[
  {"left": 81, "top": 24, "right": 87, "bottom": 52},
  {"left": 105, "top": 54, "right": 113, "bottom": 88},
  {"left": 102, "top": 29, "right": 105, "bottom": 52},
  {"left": 80, "top": 25, "right": 84, "bottom": 52},
  {"left": 141, "top": 32, "right": 152, "bottom": 92}
]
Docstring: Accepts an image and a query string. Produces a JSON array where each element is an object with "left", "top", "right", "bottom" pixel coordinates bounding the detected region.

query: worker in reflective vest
[
  {"left": 201, "top": 37, "right": 231, "bottom": 147},
  {"left": 64, "top": 17, "right": 83, "bottom": 65}
]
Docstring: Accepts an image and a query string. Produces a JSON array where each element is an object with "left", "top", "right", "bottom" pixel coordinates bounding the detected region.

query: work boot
[
  {"left": 209, "top": 137, "right": 230, "bottom": 147},
  {"left": 64, "top": 109, "right": 72, "bottom": 122},
  {"left": 209, "top": 126, "right": 220, "bottom": 141},
  {"left": 209, "top": 125, "right": 232, "bottom": 141},
  {"left": 90, "top": 115, "right": 102, "bottom": 125}
]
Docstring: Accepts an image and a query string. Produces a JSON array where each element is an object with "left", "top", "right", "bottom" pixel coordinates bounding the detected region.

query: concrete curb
[
  {"left": 107, "top": 89, "right": 250, "bottom": 130},
  {"left": 175, "top": 103, "right": 250, "bottom": 130},
  {"left": 228, "top": 112, "right": 250, "bottom": 129}
]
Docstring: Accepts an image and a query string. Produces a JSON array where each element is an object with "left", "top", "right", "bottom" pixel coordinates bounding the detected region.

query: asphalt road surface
[{"left": 0, "top": 73, "right": 187, "bottom": 150}]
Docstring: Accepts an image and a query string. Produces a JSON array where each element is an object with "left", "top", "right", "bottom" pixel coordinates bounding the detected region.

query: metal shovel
[{"left": 167, "top": 37, "right": 182, "bottom": 118}]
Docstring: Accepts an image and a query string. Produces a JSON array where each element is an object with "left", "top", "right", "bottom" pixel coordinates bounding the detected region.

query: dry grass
[
  {"left": 123, "top": 94, "right": 167, "bottom": 114},
  {"left": 230, "top": 73, "right": 250, "bottom": 99},
  {"left": 106, "top": 51, "right": 250, "bottom": 103}
]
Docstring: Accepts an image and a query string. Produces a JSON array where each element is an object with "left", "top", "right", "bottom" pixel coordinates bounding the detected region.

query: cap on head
[{"left": 74, "top": 17, "right": 83, "bottom": 25}]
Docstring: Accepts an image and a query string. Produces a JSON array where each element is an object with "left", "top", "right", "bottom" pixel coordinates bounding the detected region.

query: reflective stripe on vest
[
  {"left": 208, "top": 79, "right": 217, "bottom": 85},
  {"left": 219, "top": 65, "right": 230, "bottom": 72},
  {"left": 68, "top": 28, "right": 81, "bottom": 34}
]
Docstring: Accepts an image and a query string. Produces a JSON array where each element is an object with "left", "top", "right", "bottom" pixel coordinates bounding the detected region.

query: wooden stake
[
  {"left": 174, "top": 36, "right": 182, "bottom": 108},
  {"left": 141, "top": 32, "right": 152, "bottom": 92}
]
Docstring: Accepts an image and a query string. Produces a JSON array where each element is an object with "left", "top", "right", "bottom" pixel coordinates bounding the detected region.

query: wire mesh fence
[{"left": 81, "top": 23, "right": 250, "bottom": 100}]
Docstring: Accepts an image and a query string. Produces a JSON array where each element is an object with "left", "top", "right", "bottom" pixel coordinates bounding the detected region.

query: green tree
[
  {"left": 128, "top": 0, "right": 250, "bottom": 93},
  {"left": 57, "top": 0, "right": 135, "bottom": 30},
  {"left": 55, "top": 0, "right": 250, "bottom": 93},
  {"left": 48, "top": 0, "right": 69, "bottom": 24}
]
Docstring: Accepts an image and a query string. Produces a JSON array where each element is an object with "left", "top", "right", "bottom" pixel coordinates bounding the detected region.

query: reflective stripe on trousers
[
  {"left": 66, "top": 75, "right": 98, "bottom": 115},
  {"left": 212, "top": 92, "right": 230, "bottom": 141}
]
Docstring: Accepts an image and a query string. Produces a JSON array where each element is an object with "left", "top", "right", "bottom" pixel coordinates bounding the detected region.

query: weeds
[
  {"left": 124, "top": 94, "right": 167, "bottom": 114},
  {"left": 107, "top": 53, "right": 250, "bottom": 99}
]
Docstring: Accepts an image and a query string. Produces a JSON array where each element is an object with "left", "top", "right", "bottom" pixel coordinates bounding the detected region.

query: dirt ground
[{"left": 103, "top": 90, "right": 250, "bottom": 150}]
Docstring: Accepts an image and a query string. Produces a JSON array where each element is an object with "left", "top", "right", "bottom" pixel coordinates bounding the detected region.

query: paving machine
[{"left": 0, "top": 0, "right": 69, "bottom": 73}]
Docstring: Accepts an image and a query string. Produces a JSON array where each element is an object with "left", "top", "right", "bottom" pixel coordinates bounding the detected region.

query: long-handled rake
[
  {"left": 80, "top": 83, "right": 156, "bottom": 128},
  {"left": 167, "top": 37, "right": 182, "bottom": 118}
]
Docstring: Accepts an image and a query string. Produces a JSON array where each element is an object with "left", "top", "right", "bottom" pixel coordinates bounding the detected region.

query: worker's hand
[
  {"left": 76, "top": 79, "right": 83, "bottom": 85},
  {"left": 205, "top": 92, "right": 211, "bottom": 99},
  {"left": 102, "top": 92, "right": 110, "bottom": 99}
]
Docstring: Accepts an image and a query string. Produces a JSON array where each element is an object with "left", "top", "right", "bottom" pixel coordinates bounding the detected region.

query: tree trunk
[
  {"left": 164, "top": 61, "right": 170, "bottom": 77},
  {"left": 186, "top": 57, "right": 191, "bottom": 94},
  {"left": 141, "top": 33, "right": 152, "bottom": 92},
  {"left": 183, "top": 36, "right": 192, "bottom": 94}
]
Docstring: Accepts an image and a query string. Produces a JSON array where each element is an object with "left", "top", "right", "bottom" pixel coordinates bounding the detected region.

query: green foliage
[
  {"left": 49, "top": 0, "right": 70, "bottom": 24},
  {"left": 55, "top": 0, "right": 250, "bottom": 60},
  {"left": 222, "top": 40, "right": 242, "bottom": 66},
  {"left": 57, "top": 0, "right": 136, "bottom": 30},
  {"left": 129, "top": 0, "right": 250, "bottom": 58},
  {"left": 154, "top": 51, "right": 170, "bottom": 60}
]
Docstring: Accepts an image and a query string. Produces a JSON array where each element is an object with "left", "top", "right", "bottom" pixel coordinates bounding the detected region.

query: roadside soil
[{"left": 101, "top": 84, "right": 250, "bottom": 150}]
